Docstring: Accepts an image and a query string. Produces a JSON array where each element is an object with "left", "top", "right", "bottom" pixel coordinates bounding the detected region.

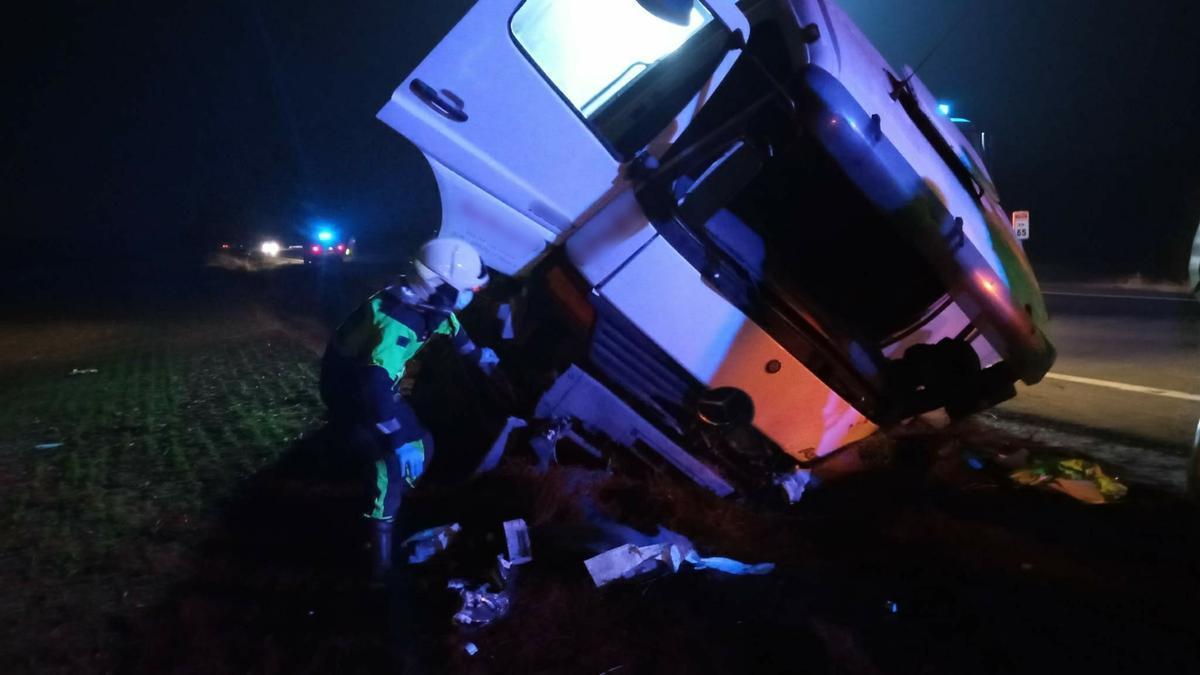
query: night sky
[
  {"left": 842, "top": 0, "right": 1200, "bottom": 279},
  {"left": 5, "top": 0, "right": 1199, "bottom": 278}
]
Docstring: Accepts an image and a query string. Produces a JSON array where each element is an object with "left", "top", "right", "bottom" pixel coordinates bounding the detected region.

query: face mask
[{"left": 454, "top": 289, "right": 474, "bottom": 311}]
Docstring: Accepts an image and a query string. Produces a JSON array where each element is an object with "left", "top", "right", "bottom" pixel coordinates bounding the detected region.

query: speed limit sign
[{"left": 1011, "top": 211, "right": 1030, "bottom": 240}]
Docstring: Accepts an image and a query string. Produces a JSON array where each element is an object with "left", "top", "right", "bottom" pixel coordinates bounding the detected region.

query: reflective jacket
[
  {"left": 331, "top": 286, "right": 477, "bottom": 384},
  {"left": 324, "top": 285, "right": 481, "bottom": 435}
]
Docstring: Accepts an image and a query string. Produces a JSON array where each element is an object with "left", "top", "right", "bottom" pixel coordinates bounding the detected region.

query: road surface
[{"left": 999, "top": 286, "right": 1200, "bottom": 458}]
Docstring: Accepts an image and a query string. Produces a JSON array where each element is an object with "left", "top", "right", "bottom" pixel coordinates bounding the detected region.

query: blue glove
[
  {"left": 395, "top": 439, "right": 426, "bottom": 488},
  {"left": 476, "top": 347, "right": 500, "bottom": 376}
]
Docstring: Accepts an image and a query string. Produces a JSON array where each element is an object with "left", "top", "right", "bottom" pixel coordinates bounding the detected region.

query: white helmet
[{"left": 413, "top": 238, "right": 489, "bottom": 292}]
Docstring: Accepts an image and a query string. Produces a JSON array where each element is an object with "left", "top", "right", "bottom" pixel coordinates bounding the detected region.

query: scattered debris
[
  {"left": 684, "top": 551, "right": 774, "bottom": 576},
  {"left": 492, "top": 554, "right": 517, "bottom": 587},
  {"left": 583, "top": 529, "right": 774, "bottom": 587},
  {"left": 1010, "top": 457, "right": 1128, "bottom": 504},
  {"left": 34, "top": 442, "right": 64, "bottom": 450},
  {"left": 464, "top": 642, "right": 479, "bottom": 656},
  {"left": 585, "top": 543, "right": 681, "bottom": 587},
  {"left": 402, "top": 523, "right": 462, "bottom": 564},
  {"left": 439, "top": 520, "right": 532, "bottom": 632},
  {"left": 773, "top": 466, "right": 815, "bottom": 504},
  {"left": 447, "top": 579, "right": 511, "bottom": 626},
  {"left": 502, "top": 518, "right": 532, "bottom": 565},
  {"left": 573, "top": 517, "right": 696, "bottom": 555},
  {"left": 529, "top": 417, "right": 572, "bottom": 471},
  {"left": 474, "top": 416, "right": 528, "bottom": 476},
  {"left": 69, "top": 368, "right": 98, "bottom": 376}
]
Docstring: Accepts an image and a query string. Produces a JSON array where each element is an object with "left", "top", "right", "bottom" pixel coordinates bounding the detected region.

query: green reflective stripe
[
  {"left": 370, "top": 458, "right": 389, "bottom": 520},
  {"left": 333, "top": 294, "right": 460, "bottom": 384},
  {"left": 368, "top": 309, "right": 422, "bottom": 382},
  {"left": 436, "top": 313, "right": 461, "bottom": 338},
  {"left": 335, "top": 295, "right": 422, "bottom": 382}
]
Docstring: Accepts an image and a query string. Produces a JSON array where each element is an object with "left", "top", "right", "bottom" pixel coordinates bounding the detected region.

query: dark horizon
[
  {"left": 5, "top": 0, "right": 1199, "bottom": 279},
  {"left": 843, "top": 0, "right": 1200, "bottom": 281}
]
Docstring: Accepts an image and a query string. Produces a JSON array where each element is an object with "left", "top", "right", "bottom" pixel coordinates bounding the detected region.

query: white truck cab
[
  {"left": 377, "top": 0, "right": 1055, "bottom": 493},
  {"left": 378, "top": 0, "right": 750, "bottom": 274}
]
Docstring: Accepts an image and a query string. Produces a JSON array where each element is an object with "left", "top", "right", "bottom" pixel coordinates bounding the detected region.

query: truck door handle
[{"left": 410, "top": 79, "right": 468, "bottom": 123}]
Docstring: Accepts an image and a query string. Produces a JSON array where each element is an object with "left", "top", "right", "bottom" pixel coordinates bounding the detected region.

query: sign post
[{"left": 1011, "top": 210, "right": 1030, "bottom": 241}]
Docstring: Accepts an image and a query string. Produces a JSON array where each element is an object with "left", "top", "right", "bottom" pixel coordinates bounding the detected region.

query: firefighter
[{"left": 319, "top": 237, "right": 499, "bottom": 581}]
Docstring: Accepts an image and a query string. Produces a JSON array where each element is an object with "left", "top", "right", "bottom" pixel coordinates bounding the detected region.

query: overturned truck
[{"left": 378, "top": 0, "right": 1056, "bottom": 495}]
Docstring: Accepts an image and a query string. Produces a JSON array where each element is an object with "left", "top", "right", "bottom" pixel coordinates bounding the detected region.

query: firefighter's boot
[{"left": 368, "top": 517, "right": 395, "bottom": 586}]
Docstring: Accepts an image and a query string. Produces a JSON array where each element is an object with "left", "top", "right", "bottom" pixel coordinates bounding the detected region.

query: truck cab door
[{"left": 377, "top": 0, "right": 749, "bottom": 275}]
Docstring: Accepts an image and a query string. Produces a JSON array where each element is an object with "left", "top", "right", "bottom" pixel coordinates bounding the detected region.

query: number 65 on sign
[{"left": 1011, "top": 211, "right": 1030, "bottom": 241}]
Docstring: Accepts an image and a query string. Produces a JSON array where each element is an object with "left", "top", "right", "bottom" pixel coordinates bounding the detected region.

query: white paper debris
[
  {"left": 402, "top": 523, "right": 462, "bottom": 564},
  {"left": 585, "top": 539, "right": 774, "bottom": 587},
  {"left": 773, "top": 467, "right": 814, "bottom": 504},
  {"left": 502, "top": 518, "right": 533, "bottom": 565},
  {"left": 448, "top": 579, "right": 511, "bottom": 626},
  {"left": 684, "top": 550, "right": 775, "bottom": 576}
]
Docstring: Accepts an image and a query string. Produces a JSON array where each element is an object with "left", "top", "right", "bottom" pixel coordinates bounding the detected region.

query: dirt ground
[{"left": 2, "top": 263, "right": 1198, "bottom": 674}]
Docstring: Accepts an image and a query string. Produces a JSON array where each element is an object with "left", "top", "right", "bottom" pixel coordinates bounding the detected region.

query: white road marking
[
  {"left": 1045, "top": 372, "right": 1200, "bottom": 402},
  {"left": 1043, "top": 290, "right": 1195, "bottom": 303}
]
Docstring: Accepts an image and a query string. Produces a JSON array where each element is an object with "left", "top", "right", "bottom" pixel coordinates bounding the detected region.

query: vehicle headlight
[{"left": 260, "top": 241, "right": 281, "bottom": 256}]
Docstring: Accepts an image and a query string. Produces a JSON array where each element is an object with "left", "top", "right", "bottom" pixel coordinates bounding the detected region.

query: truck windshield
[{"left": 511, "top": 0, "right": 730, "bottom": 160}]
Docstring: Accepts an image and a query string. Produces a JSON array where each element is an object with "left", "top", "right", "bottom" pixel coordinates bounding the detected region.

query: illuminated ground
[{"left": 1, "top": 264, "right": 1198, "bottom": 674}]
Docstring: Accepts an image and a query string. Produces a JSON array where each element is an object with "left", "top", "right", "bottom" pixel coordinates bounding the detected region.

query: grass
[
  {"left": 2, "top": 267, "right": 1199, "bottom": 673},
  {"left": 0, "top": 326, "right": 323, "bottom": 672}
]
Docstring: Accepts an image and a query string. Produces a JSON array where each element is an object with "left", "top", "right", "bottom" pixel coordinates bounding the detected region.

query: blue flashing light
[
  {"left": 316, "top": 229, "right": 334, "bottom": 242},
  {"left": 937, "top": 103, "right": 951, "bottom": 116}
]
